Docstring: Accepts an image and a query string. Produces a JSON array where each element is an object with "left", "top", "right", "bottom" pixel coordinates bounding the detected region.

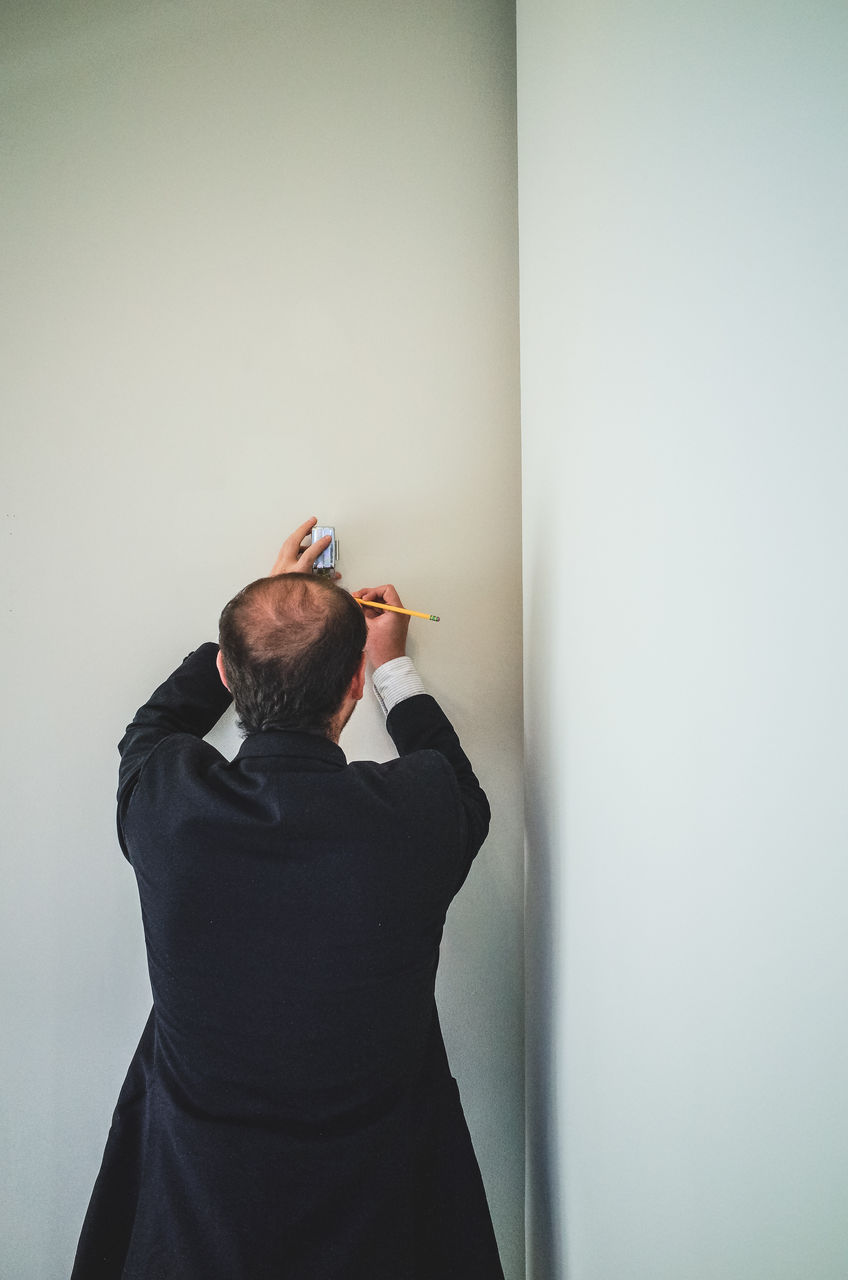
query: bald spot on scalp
[{"left": 233, "top": 574, "right": 346, "bottom": 664}]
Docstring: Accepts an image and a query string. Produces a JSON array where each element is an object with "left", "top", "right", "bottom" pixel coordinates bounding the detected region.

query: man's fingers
[
  {"left": 354, "top": 585, "right": 403, "bottom": 608},
  {"left": 298, "top": 534, "right": 331, "bottom": 570},
  {"left": 373, "top": 585, "right": 404, "bottom": 609},
  {"left": 353, "top": 590, "right": 390, "bottom": 619},
  {"left": 353, "top": 591, "right": 378, "bottom": 614},
  {"left": 271, "top": 520, "right": 332, "bottom": 576},
  {"left": 282, "top": 517, "right": 318, "bottom": 557}
]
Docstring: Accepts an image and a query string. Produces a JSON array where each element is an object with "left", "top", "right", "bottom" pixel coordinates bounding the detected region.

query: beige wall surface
[
  {"left": 519, "top": 1, "right": 848, "bottom": 1277},
  {"left": 0, "top": 3, "right": 524, "bottom": 1275}
]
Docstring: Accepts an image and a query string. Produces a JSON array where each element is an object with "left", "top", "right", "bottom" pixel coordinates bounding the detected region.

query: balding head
[{"left": 218, "top": 574, "right": 367, "bottom": 736}]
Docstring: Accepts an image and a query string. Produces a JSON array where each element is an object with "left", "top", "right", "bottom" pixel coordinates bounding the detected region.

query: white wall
[
  {"left": 0, "top": 4, "right": 524, "bottom": 1276},
  {"left": 519, "top": 1, "right": 848, "bottom": 1277}
]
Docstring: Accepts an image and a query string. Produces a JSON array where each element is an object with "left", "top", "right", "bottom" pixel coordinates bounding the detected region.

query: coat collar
[{"left": 235, "top": 729, "right": 347, "bottom": 767}]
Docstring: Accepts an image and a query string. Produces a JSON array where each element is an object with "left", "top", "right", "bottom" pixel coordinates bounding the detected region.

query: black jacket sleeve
[
  {"left": 386, "top": 693, "right": 491, "bottom": 892},
  {"left": 116, "top": 643, "right": 232, "bottom": 857}
]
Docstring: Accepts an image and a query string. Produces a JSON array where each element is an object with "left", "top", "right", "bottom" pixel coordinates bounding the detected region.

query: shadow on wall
[{"left": 524, "top": 549, "right": 564, "bottom": 1279}]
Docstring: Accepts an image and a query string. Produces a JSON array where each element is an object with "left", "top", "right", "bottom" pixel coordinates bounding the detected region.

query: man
[{"left": 72, "top": 519, "right": 504, "bottom": 1279}]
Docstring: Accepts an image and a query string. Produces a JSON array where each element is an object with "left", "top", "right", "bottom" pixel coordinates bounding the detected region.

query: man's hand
[
  {"left": 353, "top": 584, "right": 410, "bottom": 668},
  {"left": 269, "top": 518, "right": 338, "bottom": 577}
]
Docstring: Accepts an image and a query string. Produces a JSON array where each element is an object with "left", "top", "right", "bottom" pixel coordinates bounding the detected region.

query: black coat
[{"left": 72, "top": 644, "right": 504, "bottom": 1279}]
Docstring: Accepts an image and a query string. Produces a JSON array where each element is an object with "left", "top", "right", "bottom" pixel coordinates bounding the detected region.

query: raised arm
[
  {"left": 354, "top": 583, "right": 491, "bottom": 889},
  {"left": 116, "top": 643, "right": 232, "bottom": 855},
  {"left": 118, "top": 516, "right": 332, "bottom": 854}
]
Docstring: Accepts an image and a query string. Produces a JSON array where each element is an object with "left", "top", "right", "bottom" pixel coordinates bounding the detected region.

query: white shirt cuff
[{"left": 371, "top": 656, "right": 426, "bottom": 715}]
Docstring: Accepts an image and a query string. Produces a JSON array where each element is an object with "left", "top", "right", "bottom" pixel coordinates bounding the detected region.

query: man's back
[
  {"left": 73, "top": 635, "right": 503, "bottom": 1279},
  {"left": 126, "top": 660, "right": 476, "bottom": 1123}
]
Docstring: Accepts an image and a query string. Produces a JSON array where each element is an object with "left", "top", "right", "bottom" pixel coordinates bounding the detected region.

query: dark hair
[{"left": 217, "top": 574, "right": 367, "bottom": 736}]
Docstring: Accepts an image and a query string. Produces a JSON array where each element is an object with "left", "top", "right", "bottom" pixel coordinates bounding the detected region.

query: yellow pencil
[{"left": 354, "top": 598, "right": 440, "bottom": 622}]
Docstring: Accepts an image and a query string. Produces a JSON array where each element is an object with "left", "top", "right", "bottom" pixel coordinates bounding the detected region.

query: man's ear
[
  {"left": 351, "top": 651, "right": 367, "bottom": 703},
  {"left": 216, "top": 649, "right": 230, "bottom": 691}
]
